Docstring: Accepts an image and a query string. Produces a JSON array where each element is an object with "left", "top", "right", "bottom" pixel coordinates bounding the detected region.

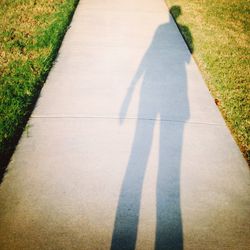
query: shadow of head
[
  {"left": 169, "top": 5, "right": 194, "bottom": 54},
  {"left": 170, "top": 5, "right": 182, "bottom": 19}
]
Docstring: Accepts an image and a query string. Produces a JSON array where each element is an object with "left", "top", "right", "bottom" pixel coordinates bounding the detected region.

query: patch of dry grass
[{"left": 0, "top": 0, "right": 79, "bottom": 175}]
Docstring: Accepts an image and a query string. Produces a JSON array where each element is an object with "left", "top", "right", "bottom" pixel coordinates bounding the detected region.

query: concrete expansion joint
[
  {"left": 31, "top": 115, "right": 223, "bottom": 126},
  {"left": 80, "top": 8, "right": 165, "bottom": 14}
]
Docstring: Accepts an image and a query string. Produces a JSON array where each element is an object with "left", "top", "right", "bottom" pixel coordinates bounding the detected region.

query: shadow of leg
[
  {"left": 111, "top": 120, "right": 155, "bottom": 250},
  {"left": 155, "top": 122, "right": 183, "bottom": 250}
]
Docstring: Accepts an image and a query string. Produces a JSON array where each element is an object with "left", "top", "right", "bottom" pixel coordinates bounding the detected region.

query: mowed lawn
[
  {"left": 0, "top": 0, "right": 79, "bottom": 174},
  {"left": 166, "top": 0, "right": 250, "bottom": 162}
]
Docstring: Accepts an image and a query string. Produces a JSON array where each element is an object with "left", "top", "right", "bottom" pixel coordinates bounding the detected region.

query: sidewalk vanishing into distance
[{"left": 0, "top": 0, "right": 249, "bottom": 249}]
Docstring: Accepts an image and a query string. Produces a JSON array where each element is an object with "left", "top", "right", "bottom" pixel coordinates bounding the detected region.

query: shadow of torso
[{"left": 138, "top": 23, "right": 190, "bottom": 121}]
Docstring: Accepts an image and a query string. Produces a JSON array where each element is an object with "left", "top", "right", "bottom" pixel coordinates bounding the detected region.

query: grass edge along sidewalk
[
  {"left": 0, "top": 0, "right": 79, "bottom": 179},
  {"left": 165, "top": 0, "right": 250, "bottom": 163}
]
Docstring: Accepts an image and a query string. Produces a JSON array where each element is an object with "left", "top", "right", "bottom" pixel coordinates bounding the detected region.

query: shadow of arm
[{"left": 119, "top": 57, "right": 146, "bottom": 124}]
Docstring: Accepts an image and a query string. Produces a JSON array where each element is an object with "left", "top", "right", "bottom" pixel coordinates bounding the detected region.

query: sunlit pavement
[{"left": 0, "top": 0, "right": 249, "bottom": 249}]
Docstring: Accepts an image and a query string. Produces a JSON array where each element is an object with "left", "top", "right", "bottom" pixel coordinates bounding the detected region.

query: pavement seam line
[{"left": 30, "top": 115, "right": 224, "bottom": 126}]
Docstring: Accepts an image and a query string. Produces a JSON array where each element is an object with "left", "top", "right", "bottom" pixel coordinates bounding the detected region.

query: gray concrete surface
[{"left": 0, "top": 0, "right": 249, "bottom": 249}]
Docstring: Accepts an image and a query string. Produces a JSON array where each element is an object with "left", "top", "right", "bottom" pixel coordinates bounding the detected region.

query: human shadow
[{"left": 111, "top": 6, "right": 193, "bottom": 250}]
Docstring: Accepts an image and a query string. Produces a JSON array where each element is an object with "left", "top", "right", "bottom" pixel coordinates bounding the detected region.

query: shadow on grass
[{"left": 170, "top": 5, "right": 194, "bottom": 53}]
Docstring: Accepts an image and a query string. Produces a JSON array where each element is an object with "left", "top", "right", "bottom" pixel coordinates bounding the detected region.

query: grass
[
  {"left": 0, "top": 0, "right": 79, "bottom": 177},
  {"left": 165, "top": 0, "right": 250, "bottom": 163}
]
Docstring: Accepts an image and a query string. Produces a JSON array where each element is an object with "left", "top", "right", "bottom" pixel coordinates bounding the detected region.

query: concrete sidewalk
[{"left": 0, "top": 0, "right": 249, "bottom": 249}]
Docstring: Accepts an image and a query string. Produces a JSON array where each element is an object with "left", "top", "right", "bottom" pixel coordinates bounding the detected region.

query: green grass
[
  {"left": 166, "top": 0, "right": 250, "bottom": 163},
  {"left": 0, "top": 0, "right": 79, "bottom": 175}
]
